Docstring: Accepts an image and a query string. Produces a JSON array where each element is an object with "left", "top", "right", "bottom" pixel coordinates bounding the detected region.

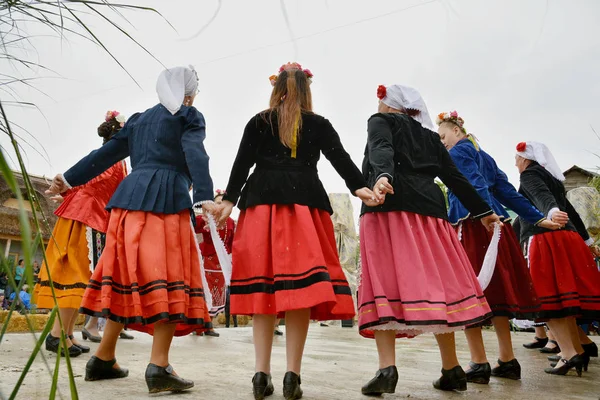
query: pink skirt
[{"left": 358, "top": 211, "right": 492, "bottom": 338}]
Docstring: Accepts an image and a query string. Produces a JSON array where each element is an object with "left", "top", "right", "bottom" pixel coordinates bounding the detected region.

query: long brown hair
[{"left": 268, "top": 69, "right": 313, "bottom": 148}]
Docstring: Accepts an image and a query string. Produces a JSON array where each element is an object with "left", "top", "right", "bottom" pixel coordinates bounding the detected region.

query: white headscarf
[
  {"left": 516, "top": 141, "right": 565, "bottom": 181},
  {"left": 156, "top": 65, "right": 199, "bottom": 115},
  {"left": 381, "top": 84, "right": 435, "bottom": 130}
]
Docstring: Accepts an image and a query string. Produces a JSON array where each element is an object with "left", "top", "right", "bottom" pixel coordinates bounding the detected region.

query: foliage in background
[{"left": 0, "top": 1, "right": 165, "bottom": 399}]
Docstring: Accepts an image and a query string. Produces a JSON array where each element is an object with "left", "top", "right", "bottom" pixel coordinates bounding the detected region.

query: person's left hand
[{"left": 590, "top": 244, "right": 600, "bottom": 258}]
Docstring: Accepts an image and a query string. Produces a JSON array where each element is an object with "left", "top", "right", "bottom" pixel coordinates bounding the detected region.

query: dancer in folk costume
[
  {"left": 216, "top": 62, "right": 376, "bottom": 400},
  {"left": 81, "top": 112, "right": 134, "bottom": 344},
  {"left": 35, "top": 111, "right": 128, "bottom": 359},
  {"left": 515, "top": 141, "right": 600, "bottom": 376},
  {"left": 437, "top": 111, "right": 561, "bottom": 383},
  {"left": 358, "top": 85, "right": 500, "bottom": 394},
  {"left": 194, "top": 189, "right": 235, "bottom": 336},
  {"left": 47, "top": 66, "right": 215, "bottom": 393}
]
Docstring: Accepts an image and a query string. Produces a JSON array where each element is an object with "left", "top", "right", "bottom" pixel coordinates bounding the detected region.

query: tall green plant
[{"left": 0, "top": 1, "right": 166, "bottom": 398}]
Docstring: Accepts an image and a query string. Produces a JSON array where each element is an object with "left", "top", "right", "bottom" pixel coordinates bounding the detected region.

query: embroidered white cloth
[
  {"left": 477, "top": 222, "right": 502, "bottom": 291},
  {"left": 206, "top": 213, "right": 233, "bottom": 286}
]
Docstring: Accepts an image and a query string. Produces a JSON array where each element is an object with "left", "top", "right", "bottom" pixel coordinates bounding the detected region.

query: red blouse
[
  {"left": 194, "top": 216, "right": 235, "bottom": 256},
  {"left": 55, "top": 161, "right": 127, "bottom": 232}
]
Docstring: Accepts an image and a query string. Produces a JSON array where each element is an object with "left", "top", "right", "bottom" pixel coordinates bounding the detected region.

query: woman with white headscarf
[
  {"left": 359, "top": 84, "right": 501, "bottom": 394},
  {"left": 46, "top": 66, "right": 215, "bottom": 394},
  {"left": 515, "top": 141, "right": 600, "bottom": 377}
]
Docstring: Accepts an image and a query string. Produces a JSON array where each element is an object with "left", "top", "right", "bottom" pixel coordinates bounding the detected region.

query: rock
[{"left": 566, "top": 187, "right": 600, "bottom": 235}]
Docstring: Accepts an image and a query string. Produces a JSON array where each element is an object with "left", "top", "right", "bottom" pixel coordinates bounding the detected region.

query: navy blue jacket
[
  {"left": 63, "top": 104, "right": 213, "bottom": 214},
  {"left": 447, "top": 139, "right": 544, "bottom": 225}
]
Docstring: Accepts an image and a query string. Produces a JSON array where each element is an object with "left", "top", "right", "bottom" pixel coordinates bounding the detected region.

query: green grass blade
[{"left": 8, "top": 309, "right": 57, "bottom": 400}]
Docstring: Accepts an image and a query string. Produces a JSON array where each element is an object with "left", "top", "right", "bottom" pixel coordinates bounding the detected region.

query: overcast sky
[{"left": 2, "top": 0, "right": 600, "bottom": 220}]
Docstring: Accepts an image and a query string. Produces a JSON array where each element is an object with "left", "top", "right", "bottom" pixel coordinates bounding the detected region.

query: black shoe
[
  {"left": 491, "top": 359, "right": 521, "bottom": 380},
  {"left": 433, "top": 366, "right": 467, "bottom": 392},
  {"left": 523, "top": 336, "right": 549, "bottom": 349},
  {"left": 274, "top": 330, "right": 284, "bottom": 336},
  {"left": 119, "top": 331, "right": 134, "bottom": 340},
  {"left": 85, "top": 356, "right": 129, "bottom": 381},
  {"left": 583, "top": 342, "right": 598, "bottom": 358},
  {"left": 68, "top": 335, "right": 90, "bottom": 353},
  {"left": 283, "top": 371, "right": 303, "bottom": 400},
  {"left": 205, "top": 330, "right": 220, "bottom": 337},
  {"left": 45, "top": 334, "right": 82, "bottom": 358},
  {"left": 361, "top": 365, "right": 398, "bottom": 396},
  {"left": 145, "top": 363, "right": 194, "bottom": 393},
  {"left": 465, "top": 361, "right": 491, "bottom": 384},
  {"left": 547, "top": 355, "right": 561, "bottom": 362},
  {"left": 540, "top": 340, "right": 561, "bottom": 354},
  {"left": 544, "top": 354, "right": 585, "bottom": 377},
  {"left": 550, "top": 353, "right": 590, "bottom": 372},
  {"left": 252, "top": 372, "right": 274, "bottom": 400},
  {"left": 81, "top": 328, "right": 102, "bottom": 343}
]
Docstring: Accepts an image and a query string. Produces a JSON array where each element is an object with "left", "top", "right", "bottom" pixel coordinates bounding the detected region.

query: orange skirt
[
  {"left": 79, "top": 209, "right": 211, "bottom": 336},
  {"left": 34, "top": 217, "right": 91, "bottom": 309}
]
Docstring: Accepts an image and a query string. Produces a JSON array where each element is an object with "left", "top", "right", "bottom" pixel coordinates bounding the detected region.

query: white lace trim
[
  {"left": 190, "top": 219, "right": 213, "bottom": 311},
  {"left": 58, "top": 174, "right": 72, "bottom": 189},
  {"left": 85, "top": 226, "right": 93, "bottom": 273},
  {"left": 193, "top": 200, "right": 214, "bottom": 208},
  {"left": 369, "top": 321, "right": 466, "bottom": 335}
]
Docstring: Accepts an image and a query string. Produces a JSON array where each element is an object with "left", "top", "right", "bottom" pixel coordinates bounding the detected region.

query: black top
[
  {"left": 360, "top": 113, "right": 493, "bottom": 220},
  {"left": 517, "top": 162, "right": 590, "bottom": 243},
  {"left": 223, "top": 111, "right": 366, "bottom": 214}
]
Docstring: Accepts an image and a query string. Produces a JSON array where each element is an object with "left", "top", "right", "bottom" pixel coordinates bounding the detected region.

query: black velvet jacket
[
  {"left": 360, "top": 113, "right": 493, "bottom": 220},
  {"left": 223, "top": 111, "right": 366, "bottom": 214},
  {"left": 517, "top": 162, "right": 590, "bottom": 243}
]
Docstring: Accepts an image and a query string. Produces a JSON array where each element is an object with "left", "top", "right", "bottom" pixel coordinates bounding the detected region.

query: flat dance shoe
[
  {"left": 252, "top": 372, "right": 274, "bottom": 400},
  {"left": 433, "top": 366, "right": 467, "bottom": 392},
  {"left": 283, "top": 371, "right": 303, "bottom": 400},
  {"left": 85, "top": 356, "right": 129, "bottom": 381},
  {"left": 361, "top": 365, "right": 398, "bottom": 396}
]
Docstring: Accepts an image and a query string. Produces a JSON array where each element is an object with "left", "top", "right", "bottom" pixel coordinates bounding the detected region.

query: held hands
[
  {"left": 538, "top": 219, "right": 561, "bottom": 231},
  {"left": 551, "top": 210, "right": 569, "bottom": 227},
  {"left": 357, "top": 176, "right": 394, "bottom": 206},
  {"left": 214, "top": 200, "right": 235, "bottom": 228},
  {"left": 589, "top": 244, "right": 600, "bottom": 258},
  {"left": 375, "top": 177, "right": 394, "bottom": 200},
  {"left": 355, "top": 187, "right": 379, "bottom": 207},
  {"left": 480, "top": 213, "right": 503, "bottom": 232},
  {"left": 45, "top": 174, "right": 68, "bottom": 196}
]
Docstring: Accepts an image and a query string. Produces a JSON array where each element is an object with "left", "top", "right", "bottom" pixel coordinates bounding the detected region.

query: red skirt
[
  {"left": 229, "top": 205, "right": 355, "bottom": 320},
  {"left": 79, "top": 209, "right": 212, "bottom": 336},
  {"left": 528, "top": 230, "right": 600, "bottom": 320},
  {"left": 359, "top": 212, "right": 492, "bottom": 339},
  {"left": 459, "top": 219, "right": 540, "bottom": 319}
]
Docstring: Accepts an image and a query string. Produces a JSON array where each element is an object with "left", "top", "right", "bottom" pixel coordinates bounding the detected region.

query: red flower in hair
[
  {"left": 377, "top": 85, "right": 387, "bottom": 100},
  {"left": 516, "top": 142, "right": 527, "bottom": 152}
]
